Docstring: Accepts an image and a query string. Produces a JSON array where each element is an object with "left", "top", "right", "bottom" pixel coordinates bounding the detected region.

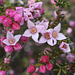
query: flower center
[
  {"left": 28, "top": 15, "right": 31, "bottom": 17},
  {"left": 52, "top": 31, "right": 57, "bottom": 38},
  {"left": 62, "top": 44, "right": 67, "bottom": 49},
  {"left": 9, "top": 38, "right": 15, "bottom": 44},
  {"left": 44, "top": 32, "right": 51, "bottom": 39},
  {"left": 30, "top": 27, "right": 37, "bottom": 34}
]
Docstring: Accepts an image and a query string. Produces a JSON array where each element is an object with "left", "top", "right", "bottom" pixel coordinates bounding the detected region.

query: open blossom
[
  {"left": 49, "top": 23, "right": 66, "bottom": 46},
  {"left": 23, "top": 20, "right": 40, "bottom": 42},
  {"left": 0, "top": 71, "right": 6, "bottom": 75},
  {"left": 3, "top": 31, "right": 21, "bottom": 45},
  {"left": 24, "top": 12, "right": 33, "bottom": 21},
  {"left": 36, "top": 21, "right": 49, "bottom": 33},
  {"left": 66, "top": 53, "right": 75, "bottom": 62},
  {"left": 59, "top": 42, "right": 71, "bottom": 53},
  {"left": 33, "top": 10, "right": 41, "bottom": 18}
]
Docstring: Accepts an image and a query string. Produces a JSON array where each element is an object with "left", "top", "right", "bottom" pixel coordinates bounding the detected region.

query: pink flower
[
  {"left": 0, "top": 71, "right": 6, "bottom": 75},
  {"left": 46, "top": 63, "right": 53, "bottom": 71},
  {"left": 3, "top": 31, "right": 21, "bottom": 45},
  {"left": 27, "top": 65, "right": 36, "bottom": 73},
  {"left": 9, "top": 9, "right": 16, "bottom": 18},
  {"left": 24, "top": 12, "right": 33, "bottom": 21},
  {"left": 4, "top": 58, "right": 10, "bottom": 64},
  {"left": 32, "top": 72, "right": 38, "bottom": 75},
  {"left": 59, "top": 42, "right": 71, "bottom": 53},
  {"left": 0, "top": 0, "right": 3, "bottom": 4},
  {"left": 4, "top": 45, "right": 13, "bottom": 52},
  {"left": 28, "top": 0, "right": 36, "bottom": 5},
  {"left": 14, "top": 14, "right": 22, "bottom": 23},
  {"left": 34, "top": 2, "right": 43, "bottom": 9},
  {"left": 39, "top": 29, "right": 54, "bottom": 46},
  {"left": 13, "top": 43, "right": 22, "bottom": 51},
  {"left": 41, "top": 55, "right": 49, "bottom": 63},
  {"left": 36, "top": 21, "right": 49, "bottom": 33},
  {"left": 66, "top": 53, "right": 75, "bottom": 62},
  {"left": 16, "top": 7, "right": 24, "bottom": 14},
  {"left": 23, "top": 20, "right": 40, "bottom": 42},
  {"left": 3, "top": 18, "right": 12, "bottom": 27},
  {"left": 0, "top": 36, "right": 6, "bottom": 47},
  {"left": 12, "top": 22, "right": 20, "bottom": 30},
  {"left": 33, "top": 10, "right": 41, "bottom": 18},
  {"left": 69, "top": 21, "right": 75, "bottom": 27},
  {"left": 66, "top": 28, "right": 72, "bottom": 34},
  {"left": 20, "top": 36, "right": 29, "bottom": 43},
  {"left": 20, "top": 17, "right": 24, "bottom": 25},
  {"left": 39, "top": 65, "right": 46, "bottom": 73},
  {"left": 49, "top": 23, "right": 66, "bottom": 46},
  {"left": 50, "top": 0, "right": 58, "bottom": 4},
  {"left": 0, "top": 16, "right": 6, "bottom": 23},
  {"left": 40, "top": 8, "right": 45, "bottom": 14}
]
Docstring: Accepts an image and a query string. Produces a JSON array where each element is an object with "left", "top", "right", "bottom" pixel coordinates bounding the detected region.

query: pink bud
[
  {"left": 3, "top": 18, "right": 12, "bottom": 27},
  {"left": 0, "top": 36, "right": 6, "bottom": 47},
  {"left": 12, "top": 22, "right": 20, "bottom": 30},
  {"left": 0, "top": 71, "right": 6, "bottom": 75},
  {"left": 41, "top": 55, "right": 49, "bottom": 63},
  {"left": 20, "top": 36, "right": 29, "bottom": 43},
  {"left": 13, "top": 43, "right": 22, "bottom": 51},
  {"left": 39, "top": 65, "right": 46, "bottom": 73},
  {"left": 40, "top": 8, "right": 45, "bottom": 14},
  {"left": 0, "top": 16, "right": 6, "bottom": 23},
  {"left": 14, "top": 14, "right": 22, "bottom": 23},
  {"left": 5, "top": 9, "right": 11, "bottom": 16},
  {"left": 0, "top": 0, "right": 4, "bottom": 4},
  {"left": 4, "top": 45, "right": 13, "bottom": 53},
  {"left": 27, "top": 65, "right": 36, "bottom": 73},
  {"left": 4, "top": 58, "right": 10, "bottom": 64},
  {"left": 46, "top": 63, "right": 53, "bottom": 71},
  {"left": 32, "top": 72, "right": 38, "bottom": 75},
  {"left": 9, "top": 9, "right": 16, "bottom": 18}
]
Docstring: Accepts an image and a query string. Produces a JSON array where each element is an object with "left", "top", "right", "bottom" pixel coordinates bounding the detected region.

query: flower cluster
[{"left": 27, "top": 55, "right": 53, "bottom": 74}]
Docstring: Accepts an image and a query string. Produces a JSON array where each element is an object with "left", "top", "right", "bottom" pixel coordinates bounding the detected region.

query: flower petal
[
  {"left": 7, "top": 31, "right": 13, "bottom": 39},
  {"left": 14, "top": 35, "right": 21, "bottom": 44},
  {"left": 27, "top": 20, "right": 35, "bottom": 28},
  {"left": 57, "top": 33, "right": 66, "bottom": 40},
  {"left": 39, "top": 36, "right": 46, "bottom": 43},
  {"left": 2, "top": 39, "right": 10, "bottom": 45},
  {"left": 32, "top": 33, "right": 39, "bottom": 42},
  {"left": 23, "top": 29, "right": 32, "bottom": 37},
  {"left": 47, "top": 39, "right": 57, "bottom": 46},
  {"left": 54, "top": 23, "right": 61, "bottom": 32}
]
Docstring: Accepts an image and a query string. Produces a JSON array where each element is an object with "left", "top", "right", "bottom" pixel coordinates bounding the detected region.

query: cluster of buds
[{"left": 27, "top": 55, "right": 53, "bottom": 74}]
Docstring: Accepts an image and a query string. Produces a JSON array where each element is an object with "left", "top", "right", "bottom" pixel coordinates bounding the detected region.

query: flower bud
[
  {"left": 0, "top": 16, "right": 6, "bottom": 23},
  {"left": 27, "top": 65, "right": 36, "bottom": 73},
  {"left": 41, "top": 55, "right": 49, "bottom": 63},
  {"left": 20, "top": 36, "right": 29, "bottom": 43},
  {"left": 3, "top": 18, "right": 12, "bottom": 27},
  {"left": 4, "top": 45, "right": 13, "bottom": 53},
  {"left": 39, "top": 65, "right": 46, "bottom": 73},
  {"left": 13, "top": 43, "right": 22, "bottom": 51},
  {"left": 12, "top": 22, "right": 20, "bottom": 30},
  {"left": 0, "top": 71, "right": 6, "bottom": 75},
  {"left": 4, "top": 58, "right": 10, "bottom": 64},
  {"left": 14, "top": 14, "right": 22, "bottom": 23},
  {"left": 46, "top": 63, "right": 53, "bottom": 71}
]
